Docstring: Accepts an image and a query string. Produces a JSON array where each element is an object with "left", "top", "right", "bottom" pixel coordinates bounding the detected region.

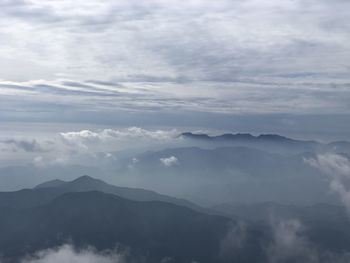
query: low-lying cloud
[
  {"left": 18, "top": 244, "right": 188, "bottom": 263},
  {"left": 267, "top": 218, "right": 318, "bottom": 263},
  {"left": 0, "top": 127, "right": 184, "bottom": 170},
  {"left": 305, "top": 153, "right": 350, "bottom": 214},
  {"left": 0, "top": 139, "right": 51, "bottom": 153},
  {"left": 220, "top": 221, "right": 247, "bottom": 260},
  {"left": 160, "top": 156, "right": 179, "bottom": 167},
  {"left": 60, "top": 127, "right": 179, "bottom": 148},
  {"left": 21, "top": 244, "right": 126, "bottom": 263}
]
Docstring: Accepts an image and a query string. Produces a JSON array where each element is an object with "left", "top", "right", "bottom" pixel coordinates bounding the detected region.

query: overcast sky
[{"left": 1, "top": 0, "right": 350, "bottom": 140}]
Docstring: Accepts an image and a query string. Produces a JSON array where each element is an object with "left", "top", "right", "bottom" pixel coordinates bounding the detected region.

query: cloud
[
  {"left": 60, "top": 127, "right": 179, "bottom": 148},
  {"left": 33, "top": 156, "right": 44, "bottom": 167},
  {"left": 2, "top": 0, "right": 349, "bottom": 83},
  {"left": 19, "top": 244, "right": 193, "bottom": 263},
  {"left": 0, "top": 138, "right": 51, "bottom": 153},
  {"left": 266, "top": 217, "right": 350, "bottom": 263},
  {"left": 160, "top": 156, "right": 179, "bottom": 167},
  {"left": 21, "top": 244, "right": 126, "bottom": 263},
  {"left": 220, "top": 221, "right": 247, "bottom": 260},
  {"left": 3, "top": 79, "right": 350, "bottom": 117},
  {"left": 267, "top": 218, "right": 318, "bottom": 263},
  {"left": 0, "top": 127, "right": 184, "bottom": 167},
  {"left": 305, "top": 154, "right": 350, "bottom": 214},
  {"left": 0, "top": 0, "right": 350, "bottom": 123}
]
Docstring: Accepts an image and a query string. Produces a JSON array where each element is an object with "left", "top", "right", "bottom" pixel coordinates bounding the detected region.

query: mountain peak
[
  {"left": 182, "top": 132, "right": 302, "bottom": 143},
  {"left": 181, "top": 132, "right": 211, "bottom": 140},
  {"left": 34, "top": 179, "right": 66, "bottom": 189},
  {"left": 216, "top": 133, "right": 255, "bottom": 140},
  {"left": 33, "top": 175, "right": 200, "bottom": 211},
  {"left": 69, "top": 175, "right": 107, "bottom": 188},
  {"left": 73, "top": 175, "right": 98, "bottom": 182},
  {"left": 257, "top": 134, "right": 291, "bottom": 141}
]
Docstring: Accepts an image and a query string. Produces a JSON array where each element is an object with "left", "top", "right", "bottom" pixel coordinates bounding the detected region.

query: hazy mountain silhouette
[
  {"left": 123, "top": 147, "right": 331, "bottom": 205},
  {"left": 0, "top": 176, "right": 199, "bottom": 210},
  {"left": 181, "top": 132, "right": 350, "bottom": 154},
  {"left": 35, "top": 175, "right": 200, "bottom": 210},
  {"left": 0, "top": 190, "right": 266, "bottom": 263}
]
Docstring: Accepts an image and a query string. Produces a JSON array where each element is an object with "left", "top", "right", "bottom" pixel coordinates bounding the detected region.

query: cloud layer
[
  {"left": 0, "top": 0, "right": 350, "bottom": 126},
  {"left": 1, "top": 0, "right": 349, "bottom": 82}
]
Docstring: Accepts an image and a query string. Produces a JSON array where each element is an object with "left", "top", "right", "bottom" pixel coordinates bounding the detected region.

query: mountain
[
  {"left": 0, "top": 164, "right": 102, "bottom": 191},
  {"left": 181, "top": 132, "right": 350, "bottom": 154},
  {"left": 35, "top": 175, "right": 200, "bottom": 210},
  {"left": 0, "top": 176, "right": 199, "bottom": 211},
  {"left": 0, "top": 191, "right": 266, "bottom": 263},
  {"left": 181, "top": 132, "right": 317, "bottom": 145},
  {"left": 34, "top": 179, "right": 65, "bottom": 188},
  {"left": 120, "top": 146, "right": 331, "bottom": 205}
]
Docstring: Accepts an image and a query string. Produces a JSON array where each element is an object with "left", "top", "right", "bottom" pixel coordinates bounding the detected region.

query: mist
[{"left": 1, "top": 0, "right": 350, "bottom": 261}]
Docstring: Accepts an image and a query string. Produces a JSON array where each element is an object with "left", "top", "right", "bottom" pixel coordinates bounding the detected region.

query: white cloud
[
  {"left": 0, "top": 138, "right": 52, "bottom": 153},
  {"left": 1, "top": 0, "right": 349, "bottom": 83},
  {"left": 21, "top": 244, "right": 125, "bottom": 263},
  {"left": 305, "top": 154, "right": 350, "bottom": 215},
  {"left": 266, "top": 217, "right": 350, "bottom": 263},
  {"left": 60, "top": 127, "right": 178, "bottom": 142},
  {"left": 160, "top": 156, "right": 179, "bottom": 167},
  {"left": 0, "top": 127, "right": 183, "bottom": 166},
  {"left": 219, "top": 216, "right": 350, "bottom": 263},
  {"left": 33, "top": 156, "right": 44, "bottom": 167},
  {"left": 267, "top": 218, "right": 318, "bottom": 263},
  {"left": 60, "top": 127, "right": 179, "bottom": 148},
  {"left": 1, "top": 0, "right": 350, "bottom": 119},
  {"left": 220, "top": 221, "right": 247, "bottom": 260}
]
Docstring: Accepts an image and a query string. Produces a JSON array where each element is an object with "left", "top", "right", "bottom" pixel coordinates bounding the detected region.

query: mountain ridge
[
  {"left": 0, "top": 175, "right": 202, "bottom": 211},
  {"left": 0, "top": 190, "right": 240, "bottom": 263}
]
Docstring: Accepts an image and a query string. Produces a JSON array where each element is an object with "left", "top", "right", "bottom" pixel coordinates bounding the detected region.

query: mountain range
[
  {"left": 181, "top": 132, "right": 350, "bottom": 154},
  {"left": 1, "top": 175, "right": 350, "bottom": 262},
  {"left": 119, "top": 146, "right": 332, "bottom": 205},
  {"left": 0, "top": 176, "right": 266, "bottom": 263}
]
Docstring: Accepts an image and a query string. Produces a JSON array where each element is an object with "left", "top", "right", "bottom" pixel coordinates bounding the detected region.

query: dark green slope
[
  {"left": 0, "top": 191, "right": 233, "bottom": 263},
  {"left": 36, "top": 175, "right": 200, "bottom": 210},
  {"left": 0, "top": 175, "right": 200, "bottom": 210}
]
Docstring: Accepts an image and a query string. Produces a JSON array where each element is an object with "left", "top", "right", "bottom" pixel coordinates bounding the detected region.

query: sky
[{"left": 1, "top": 0, "right": 350, "bottom": 141}]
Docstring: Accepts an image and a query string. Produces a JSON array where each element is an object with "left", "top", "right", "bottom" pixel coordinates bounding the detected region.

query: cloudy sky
[{"left": 1, "top": 0, "right": 350, "bottom": 140}]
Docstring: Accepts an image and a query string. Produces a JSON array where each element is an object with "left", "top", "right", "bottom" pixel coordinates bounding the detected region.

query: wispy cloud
[
  {"left": 60, "top": 127, "right": 179, "bottom": 148},
  {"left": 0, "top": 138, "right": 52, "bottom": 153},
  {"left": 267, "top": 218, "right": 318, "bottom": 263},
  {"left": 160, "top": 156, "right": 179, "bottom": 167},
  {"left": 0, "top": 0, "right": 350, "bottom": 123},
  {"left": 305, "top": 154, "right": 350, "bottom": 215},
  {"left": 0, "top": 127, "right": 182, "bottom": 166},
  {"left": 21, "top": 244, "right": 126, "bottom": 263}
]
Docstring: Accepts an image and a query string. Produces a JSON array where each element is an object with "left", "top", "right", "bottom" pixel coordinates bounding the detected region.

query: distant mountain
[
  {"left": 0, "top": 176, "right": 199, "bottom": 211},
  {"left": 1, "top": 179, "right": 349, "bottom": 262},
  {"left": 35, "top": 175, "right": 200, "bottom": 210},
  {"left": 35, "top": 179, "right": 65, "bottom": 188},
  {"left": 0, "top": 191, "right": 225, "bottom": 262},
  {"left": 181, "top": 132, "right": 317, "bottom": 144},
  {"left": 181, "top": 132, "right": 350, "bottom": 154},
  {"left": 0, "top": 191, "right": 267, "bottom": 263},
  {"left": 0, "top": 164, "right": 101, "bottom": 191},
  {"left": 121, "top": 146, "right": 331, "bottom": 205}
]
